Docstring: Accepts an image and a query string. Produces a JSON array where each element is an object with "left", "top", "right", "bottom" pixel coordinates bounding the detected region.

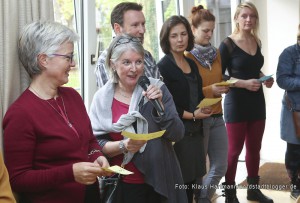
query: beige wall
[
  {"left": 257, "top": 0, "right": 299, "bottom": 75},
  {"left": 252, "top": 0, "right": 299, "bottom": 161}
]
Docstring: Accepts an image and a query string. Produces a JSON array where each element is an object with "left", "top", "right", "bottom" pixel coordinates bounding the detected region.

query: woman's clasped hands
[
  {"left": 194, "top": 106, "right": 213, "bottom": 119},
  {"left": 73, "top": 156, "right": 111, "bottom": 185},
  {"left": 123, "top": 138, "right": 147, "bottom": 153},
  {"left": 263, "top": 77, "right": 274, "bottom": 88},
  {"left": 212, "top": 84, "right": 230, "bottom": 97},
  {"left": 243, "top": 79, "right": 262, "bottom": 91}
]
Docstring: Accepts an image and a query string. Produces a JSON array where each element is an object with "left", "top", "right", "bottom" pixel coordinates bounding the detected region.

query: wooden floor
[{"left": 207, "top": 160, "right": 298, "bottom": 203}]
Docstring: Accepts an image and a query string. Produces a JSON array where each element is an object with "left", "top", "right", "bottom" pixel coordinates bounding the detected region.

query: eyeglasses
[
  {"left": 50, "top": 53, "right": 74, "bottom": 64},
  {"left": 113, "top": 37, "right": 141, "bottom": 49}
]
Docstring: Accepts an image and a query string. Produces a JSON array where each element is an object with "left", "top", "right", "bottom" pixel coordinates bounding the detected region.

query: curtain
[{"left": 0, "top": 0, "right": 54, "bottom": 151}]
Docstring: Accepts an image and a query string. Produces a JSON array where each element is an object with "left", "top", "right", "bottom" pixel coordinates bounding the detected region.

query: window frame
[
  {"left": 78, "top": 0, "right": 235, "bottom": 110},
  {"left": 75, "top": 0, "right": 98, "bottom": 111}
]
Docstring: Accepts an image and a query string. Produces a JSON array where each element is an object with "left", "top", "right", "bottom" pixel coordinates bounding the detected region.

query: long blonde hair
[{"left": 233, "top": 2, "right": 260, "bottom": 46}]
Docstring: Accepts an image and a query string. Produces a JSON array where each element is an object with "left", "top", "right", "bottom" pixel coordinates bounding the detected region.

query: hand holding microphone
[{"left": 138, "top": 76, "right": 165, "bottom": 116}]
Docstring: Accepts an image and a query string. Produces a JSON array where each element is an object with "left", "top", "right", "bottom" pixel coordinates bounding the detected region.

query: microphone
[{"left": 138, "top": 76, "right": 165, "bottom": 116}]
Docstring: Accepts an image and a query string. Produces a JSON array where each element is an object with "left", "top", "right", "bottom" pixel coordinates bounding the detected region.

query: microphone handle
[
  {"left": 149, "top": 99, "right": 165, "bottom": 116},
  {"left": 141, "top": 83, "right": 165, "bottom": 116}
]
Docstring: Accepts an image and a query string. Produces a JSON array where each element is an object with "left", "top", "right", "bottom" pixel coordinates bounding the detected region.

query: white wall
[
  {"left": 252, "top": 0, "right": 300, "bottom": 161},
  {"left": 81, "top": 0, "right": 98, "bottom": 111}
]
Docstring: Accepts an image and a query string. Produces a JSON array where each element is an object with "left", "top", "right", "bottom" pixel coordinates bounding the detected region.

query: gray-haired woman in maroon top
[{"left": 3, "top": 21, "right": 110, "bottom": 203}]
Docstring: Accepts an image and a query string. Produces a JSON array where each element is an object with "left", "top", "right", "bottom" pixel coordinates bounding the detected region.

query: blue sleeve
[{"left": 276, "top": 47, "right": 300, "bottom": 91}]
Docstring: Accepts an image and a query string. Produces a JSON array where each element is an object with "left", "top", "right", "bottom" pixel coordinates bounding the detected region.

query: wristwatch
[{"left": 119, "top": 140, "right": 127, "bottom": 154}]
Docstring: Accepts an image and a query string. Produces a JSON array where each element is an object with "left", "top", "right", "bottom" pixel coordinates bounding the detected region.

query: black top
[
  {"left": 219, "top": 37, "right": 266, "bottom": 122},
  {"left": 158, "top": 53, "right": 206, "bottom": 183},
  {"left": 158, "top": 54, "right": 204, "bottom": 117},
  {"left": 184, "top": 72, "right": 199, "bottom": 112}
]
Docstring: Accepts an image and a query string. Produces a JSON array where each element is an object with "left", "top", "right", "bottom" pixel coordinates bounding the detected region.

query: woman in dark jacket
[
  {"left": 157, "top": 15, "right": 212, "bottom": 203},
  {"left": 277, "top": 24, "right": 300, "bottom": 201}
]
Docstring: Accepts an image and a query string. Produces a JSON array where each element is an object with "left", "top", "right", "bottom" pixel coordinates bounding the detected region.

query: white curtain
[{"left": 0, "top": 0, "right": 54, "bottom": 151}]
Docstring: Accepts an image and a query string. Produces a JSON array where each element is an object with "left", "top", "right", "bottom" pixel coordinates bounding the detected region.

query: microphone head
[{"left": 138, "top": 76, "right": 150, "bottom": 90}]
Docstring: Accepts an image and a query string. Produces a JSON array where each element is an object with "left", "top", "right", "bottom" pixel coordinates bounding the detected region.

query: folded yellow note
[
  {"left": 197, "top": 98, "right": 222, "bottom": 108},
  {"left": 121, "top": 130, "right": 166, "bottom": 141},
  {"left": 215, "top": 79, "right": 238, "bottom": 86},
  {"left": 102, "top": 165, "right": 133, "bottom": 175}
]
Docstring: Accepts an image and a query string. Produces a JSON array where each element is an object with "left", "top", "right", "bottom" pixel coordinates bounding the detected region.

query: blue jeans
[{"left": 199, "top": 116, "right": 228, "bottom": 201}]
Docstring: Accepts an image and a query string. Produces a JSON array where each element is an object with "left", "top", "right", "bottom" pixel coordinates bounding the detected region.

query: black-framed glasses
[
  {"left": 113, "top": 37, "right": 141, "bottom": 49},
  {"left": 50, "top": 53, "right": 74, "bottom": 64}
]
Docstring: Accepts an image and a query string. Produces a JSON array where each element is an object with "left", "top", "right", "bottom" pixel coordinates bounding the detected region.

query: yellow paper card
[
  {"left": 197, "top": 98, "right": 222, "bottom": 108},
  {"left": 102, "top": 165, "right": 133, "bottom": 175},
  {"left": 121, "top": 130, "right": 166, "bottom": 141},
  {"left": 215, "top": 79, "right": 238, "bottom": 86}
]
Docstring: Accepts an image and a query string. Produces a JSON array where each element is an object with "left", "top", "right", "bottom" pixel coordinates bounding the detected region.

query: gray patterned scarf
[{"left": 190, "top": 44, "right": 217, "bottom": 70}]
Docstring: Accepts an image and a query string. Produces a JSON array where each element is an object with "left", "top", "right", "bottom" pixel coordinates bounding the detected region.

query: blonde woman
[{"left": 219, "top": 2, "right": 273, "bottom": 203}]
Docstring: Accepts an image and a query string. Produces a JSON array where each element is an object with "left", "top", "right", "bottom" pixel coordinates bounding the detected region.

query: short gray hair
[
  {"left": 18, "top": 21, "right": 79, "bottom": 78},
  {"left": 106, "top": 34, "right": 145, "bottom": 83}
]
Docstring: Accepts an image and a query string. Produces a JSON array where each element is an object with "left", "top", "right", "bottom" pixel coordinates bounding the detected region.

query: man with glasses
[{"left": 94, "top": 2, "right": 161, "bottom": 88}]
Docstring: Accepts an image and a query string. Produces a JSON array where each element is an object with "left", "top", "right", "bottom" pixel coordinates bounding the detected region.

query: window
[
  {"left": 53, "top": 0, "right": 82, "bottom": 95},
  {"left": 52, "top": 0, "right": 232, "bottom": 108},
  {"left": 194, "top": 0, "right": 232, "bottom": 47},
  {"left": 95, "top": 0, "right": 179, "bottom": 62}
]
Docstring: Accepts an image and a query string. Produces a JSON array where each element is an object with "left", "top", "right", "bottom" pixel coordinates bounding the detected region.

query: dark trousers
[
  {"left": 120, "top": 181, "right": 162, "bottom": 203},
  {"left": 185, "top": 181, "right": 196, "bottom": 203},
  {"left": 285, "top": 142, "right": 300, "bottom": 184},
  {"left": 85, "top": 182, "right": 101, "bottom": 203}
]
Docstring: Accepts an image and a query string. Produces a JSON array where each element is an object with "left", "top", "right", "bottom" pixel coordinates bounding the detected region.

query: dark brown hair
[
  {"left": 189, "top": 5, "right": 215, "bottom": 28},
  {"left": 110, "top": 2, "right": 143, "bottom": 29},
  {"left": 160, "top": 15, "right": 194, "bottom": 54}
]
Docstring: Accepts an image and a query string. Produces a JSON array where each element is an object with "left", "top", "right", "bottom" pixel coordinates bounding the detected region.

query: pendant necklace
[{"left": 30, "top": 86, "right": 73, "bottom": 128}]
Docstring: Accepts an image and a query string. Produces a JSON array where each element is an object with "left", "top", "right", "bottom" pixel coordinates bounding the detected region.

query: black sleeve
[
  {"left": 219, "top": 38, "right": 235, "bottom": 80},
  {"left": 97, "top": 133, "right": 111, "bottom": 148},
  {"left": 157, "top": 57, "right": 185, "bottom": 118}
]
